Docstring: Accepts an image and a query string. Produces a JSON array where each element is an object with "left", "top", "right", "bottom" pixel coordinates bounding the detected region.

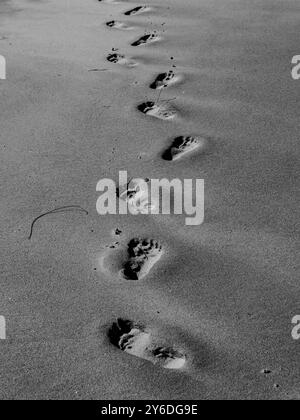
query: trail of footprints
[
  {"left": 107, "top": 51, "right": 137, "bottom": 67},
  {"left": 99, "top": 1, "right": 209, "bottom": 370}
]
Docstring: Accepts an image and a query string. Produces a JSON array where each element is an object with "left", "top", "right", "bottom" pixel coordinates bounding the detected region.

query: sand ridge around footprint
[
  {"left": 124, "top": 6, "right": 152, "bottom": 16},
  {"left": 150, "top": 71, "right": 182, "bottom": 90},
  {"left": 108, "top": 319, "right": 187, "bottom": 369},
  {"left": 121, "top": 238, "right": 164, "bottom": 280},
  {"left": 131, "top": 32, "right": 161, "bottom": 47},
  {"left": 138, "top": 101, "right": 177, "bottom": 120},
  {"left": 106, "top": 52, "right": 137, "bottom": 68},
  {"left": 162, "top": 135, "right": 208, "bottom": 161}
]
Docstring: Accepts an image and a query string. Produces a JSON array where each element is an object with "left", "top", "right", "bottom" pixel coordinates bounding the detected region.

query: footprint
[
  {"left": 138, "top": 101, "right": 177, "bottom": 120},
  {"left": 108, "top": 319, "right": 186, "bottom": 369},
  {"left": 131, "top": 32, "right": 160, "bottom": 47},
  {"left": 150, "top": 71, "right": 181, "bottom": 90},
  {"left": 121, "top": 238, "right": 163, "bottom": 280},
  {"left": 106, "top": 53, "right": 137, "bottom": 68},
  {"left": 124, "top": 6, "right": 151, "bottom": 16},
  {"left": 162, "top": 136, "right": 207, "bottom": 161},
  {"left": 99, "top": 0, "right": 119, "bottom": 3},
  {"left": 106, "top": 21, "right": 134, "bottom": 30},
  {"left": 117, "top": 177, "right": 156, "bottom": 214}
]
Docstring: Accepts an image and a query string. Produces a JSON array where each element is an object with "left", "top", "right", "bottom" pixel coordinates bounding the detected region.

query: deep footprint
[
  {"left": 162, "top": 136, "right": 207, "bottom": 161},
  {"left": 131, "top": 32, "right": 160, "bottom": 47},
  {"left": 150, "top": 71, "right": 179, "bottom": 90},
  {"left": 138, "top": 101, "right": 177, "bottom": 120},
  {"left": 121, "top": 238, "right": 163, "bottom": 280},
  {"left": 108, "top": 319, "right": 186, "bottom": 369},
  {"left": 124, "top": 6, "right": 150, "bottom": 16},
  {"left": 106, "top": 21, "right": 133, "bottom": 30},
  {"left": 107, "top": 53, "right": 137, "bottom": 67}
]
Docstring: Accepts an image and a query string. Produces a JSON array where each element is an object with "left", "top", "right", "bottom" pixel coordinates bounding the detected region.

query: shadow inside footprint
[
  {"left": 99, "top": 0, "right": 121, "bottom": 3},
  {"left": 162, "top": 136, "right": 206, "bottom": 161},
  {"left": 124, "top": 6, "right": 150, "bottom": 16},
  {"left": 107, "top": 53, "right": 125, "bottom": 63},
  {"left": 131, "top": 32, "right": 160, "bottom": 47},
  {"left": 138, "top": 101, "right": 177, "bottom": 120},
  {"left": 122, "top": 238, "right": 163, "bottom": 280}
]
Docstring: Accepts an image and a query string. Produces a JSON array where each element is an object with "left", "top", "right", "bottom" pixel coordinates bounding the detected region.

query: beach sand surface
[{"left": 0, "top": 0, "right": 299, "bottom": 399}]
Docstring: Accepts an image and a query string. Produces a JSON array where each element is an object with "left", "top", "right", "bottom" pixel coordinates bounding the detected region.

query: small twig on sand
[
  {"left": 88, "top": 69, "right": 109, "bottom": 72},
  {"left": 28, "top": 205, "right": 89, "bottom": 240}
]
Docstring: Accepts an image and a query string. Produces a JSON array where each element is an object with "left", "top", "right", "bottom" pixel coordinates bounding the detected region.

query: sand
[{"left": 0, "top": 0, "right": 299, "bottom": 400}]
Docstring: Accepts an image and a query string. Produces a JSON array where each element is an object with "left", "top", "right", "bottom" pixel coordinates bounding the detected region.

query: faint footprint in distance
[
  {"left": 107, "top": 52, "right": 137, "bottom": 68},
  {"left": 162, "top": 136, "right": 208, "bottom": 161},
  {"left": 108, "top": 318, "right": 187, "bottom": 369},
  {"left": 131, "top": 32, "right": 161, "bottom": 47}
]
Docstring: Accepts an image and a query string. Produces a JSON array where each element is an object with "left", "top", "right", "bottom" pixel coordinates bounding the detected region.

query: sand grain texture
[{"left": 0, "top": 0, "right": 299, "bottom": 400}]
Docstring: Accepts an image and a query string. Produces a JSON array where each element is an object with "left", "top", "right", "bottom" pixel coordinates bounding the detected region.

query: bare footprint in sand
[
  {"left": 106, "top": 21, "right": 134, "bottom": 30},
  {"left": 99, "top": 0, "right": 121, "bottom": 3},
  {"left": 162, "top": 136, "right": 208, "bottom": 161},
  {"left": 131, "top": 32, "right": 160, "bottom": 47},
  {"left": 118, "top": 177, "right": 156, "bottom": 214},
  {"left": 150, "top": 70, "right": 181, "bottom": 90},
  {"left": 122, "top": 238, "right": 163, "bottom": 280},
  {"left": 138, "top": 101, "right": 177, "bottom": 120},
  {"left": 108, "top": 319, "right": 186, "bottom": 369},
  {"left": 124, "top": 6, "right": 151, "bottom": 16},
  {"left": 107, "top": 53, "right": 137, "bottom": 68}
]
